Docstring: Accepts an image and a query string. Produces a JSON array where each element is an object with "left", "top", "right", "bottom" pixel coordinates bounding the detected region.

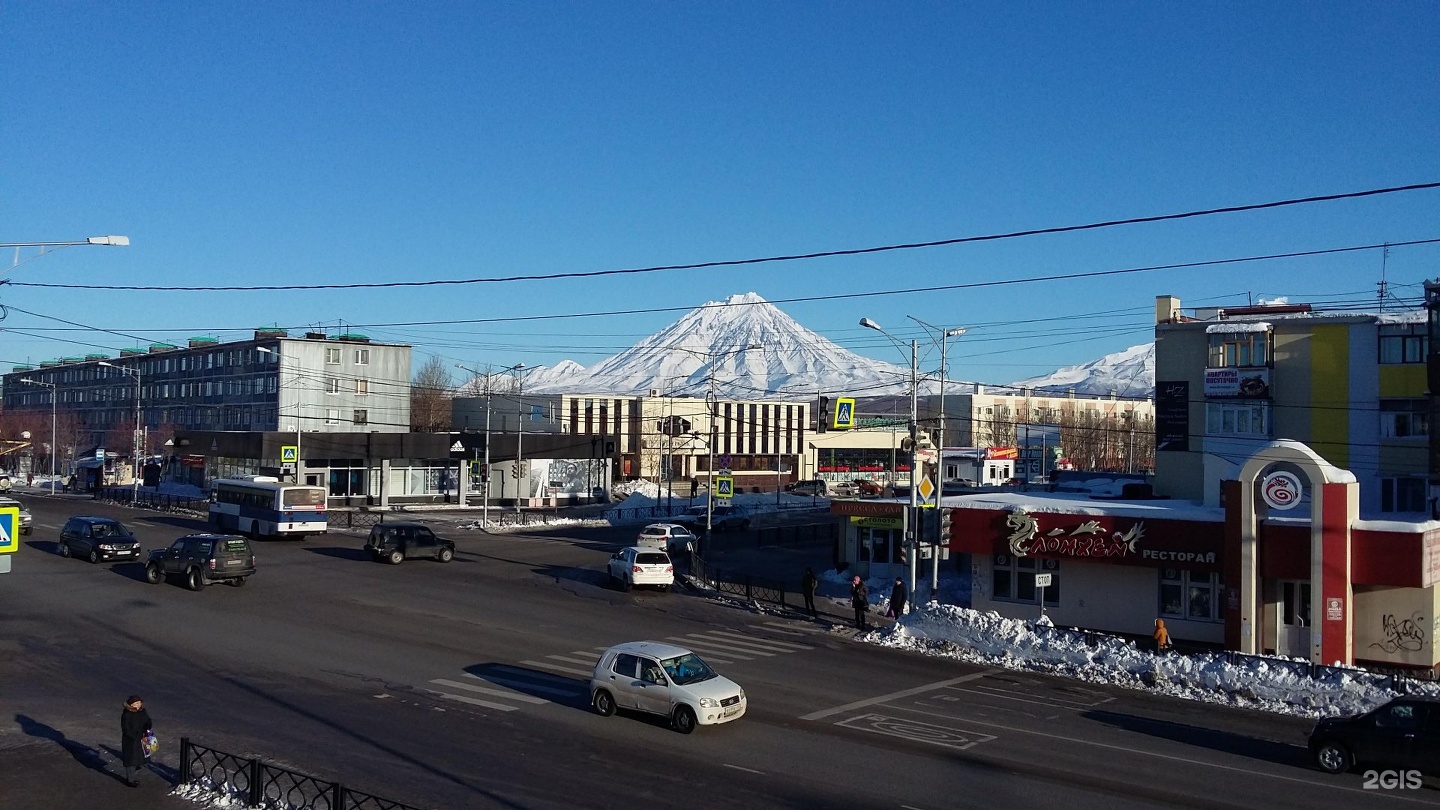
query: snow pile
[
  {"left": 870, "top": 604, "right": 1425, "bottom": 718},
  {"left": 611, "top": 479, "right": 664, "bottom": 499},
  {"left": 171, "top": 778, "right": 252, "bottom": 807},
  {"left": 455, "top": 516, "right": 609, "bottom": 532}
]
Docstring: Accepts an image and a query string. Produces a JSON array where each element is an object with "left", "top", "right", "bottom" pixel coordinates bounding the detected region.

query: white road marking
[
  {"left": 700, "top": 630, "right": 813, "bottom": 651},
  {"left": 721, "top": 763, "right": 765, "bottom": 775},
  {"left": 546, "top": 654, "right": 599, "bottom": 666},
  {"left": 800, "top": 671, "right": 1001, "bottom": 721},
  {"left": 926, "top": 685, "right": 1106, "bottom": 711},
  {"left": 491, "top": 664, "right": 581, "bottom": 685},
  {"left": 430, "top": 692, "right": 520, "bottom": 712},
  {"left": 464, "top": 673, "right": 578, "bottom": 698},
  {"left": 835, "top": 712, "right": 995, "bottom": 750},
  {"left": 758, "top": 623, "right": 815, "bottom": 636},
  {"left": 665, "top": 638, "right": 749, "bottom": 661},
  {"left": 520, "top": 659, "right": 593, "bottom": 678},
  {"left": 430, "top": 679, "right": 548, "bottom": 704},
  {"left": 681, "top": 635, "right": 777, "bottom": 657}
]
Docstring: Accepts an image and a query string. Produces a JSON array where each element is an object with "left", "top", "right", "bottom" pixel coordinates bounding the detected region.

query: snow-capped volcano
[
  {"left": 1010, "top": 343, "right": 1155, "bottom": 398},
  {"left": 512, "top": 292, "right": 910, "bottom": 397}
]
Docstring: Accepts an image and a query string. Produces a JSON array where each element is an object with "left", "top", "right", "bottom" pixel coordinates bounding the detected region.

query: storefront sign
[
  {"left": 1326, "top": 597, "right": 1344, "bottom": 621},
  {"left": 991, "top": 507, "right": 1223, "bottom": 572},
  {"left": 986, "top": 447, "right": 1019, "bottom": 461},
  {"left": 1006, "top": 510, "right": 1144, "bottom": 560},
  {"left": 1203, "top": 367, "right": 1270, "bottom": 398},
  {"left": 1261, "top": 471, "right": 1302, "bottom": 510},
  {"left": 831, "top": 500, "right": 905, "bottom": 517},
  {"left": 853, "top": 516, "right": 903, "bottom": 529},
  {"left": 1155, "top": 381, "right": 1189, "bottom": 453}
]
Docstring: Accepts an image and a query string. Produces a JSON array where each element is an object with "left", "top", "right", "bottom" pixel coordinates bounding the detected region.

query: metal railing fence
[{"left": 180, "top": 737, "right": 429, "bottom": 810}]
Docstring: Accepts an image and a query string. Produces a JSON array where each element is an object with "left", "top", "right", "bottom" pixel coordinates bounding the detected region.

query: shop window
[
  {"left": 1380, "top": 400, "right": 1427, "bottom": 438},
  {"left": 1205, "top": 402, "right": 1270, "bottom": 437},
  {"left": 860, "top": 528, "right": 902, "bottom": 564},
  {"left": 1207, "top": 331, "right": 1270, "bottom": 368},
  {"left": 992, "top": 554, "right": 1058, "bottom": 606},
  {"left": 1159, "top": 569, "right": 1223, "bottom": 622},
  {"left": 1381, "top": 477, "right": 1427, "bottom": 513}
]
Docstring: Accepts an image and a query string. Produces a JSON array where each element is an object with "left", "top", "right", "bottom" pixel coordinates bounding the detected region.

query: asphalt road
[{"left": 1, "top": 491, "right": 1436, "bottom": 809}]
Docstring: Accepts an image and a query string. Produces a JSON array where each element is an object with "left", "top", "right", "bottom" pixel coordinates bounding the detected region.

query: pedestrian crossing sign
[
  {"left": 280, "top": 445, "right": 299, "bottom": 464},
  {"left": 832, "top": 397, "right": 856, "bottom": 430},
  {"left": 0, "top": 505, "right": 19, "bottom": 554},
  {"left": 716, "top": 475, "right": 734, "bottom": 499}
]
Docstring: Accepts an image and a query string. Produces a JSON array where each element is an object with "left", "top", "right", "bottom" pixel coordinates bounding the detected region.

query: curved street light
[
  {"left": 860, "top": 317, "right": 920, "bottom": 612},
  {"left": 19, "top": 379, "right": 57, "bottom": 494}
]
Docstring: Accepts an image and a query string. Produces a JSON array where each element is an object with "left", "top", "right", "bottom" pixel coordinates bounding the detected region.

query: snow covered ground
[
  {"left": 601, "top": 488, "right": 827, "bottom": 525},
  {"left": 866, "top": 604, "right": 1435, "bottom": 719}
]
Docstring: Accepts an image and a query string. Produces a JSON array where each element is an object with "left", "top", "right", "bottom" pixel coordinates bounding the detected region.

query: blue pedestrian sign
[
  {"left": 833, "top": 397, "right": 856, "bottom": 430},
  {"left": 0, "top": 505, "right": 19, "bottom": 554},
  {"left": 280, "top": 445, "right": 299, "bottom": 464},
  {"left": 715, "top": 476, "right": 734, "bottom": 499}
]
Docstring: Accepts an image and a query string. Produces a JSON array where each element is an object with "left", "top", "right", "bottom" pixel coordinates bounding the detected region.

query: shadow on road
[
  {"left": 13, "top": 713, "right": 129, "bottom": 785},
  {"left": 302, "top": 546, "right": 373, "bottom": 562},
  {"left": 24, "top": 539, "right": 61, "bottom": 555},
  {"left": 1082, "top": 710, "right": 1312, "bottom": 770},
  {"left": 108, "top": 562, "right": 151, "bottom": 583},
  {"left": 130, "top": 515, "right": 210, "bottom": 532},
  {"left": 462, "top": 663, "right": 592, "bottom": 711},
  {"left": 98, "top": 744, "right": 180, "bottom": 784}
]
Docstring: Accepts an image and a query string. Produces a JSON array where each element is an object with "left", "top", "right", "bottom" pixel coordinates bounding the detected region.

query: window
[
  {"left": 991, "top": 554, "right": 1059, "bottom": 606},
  {"left": 612, "top": 653, "right": 641, "bottom": 679},
  {"left": 1379, "top": 325, "right": 1427, "bottom": 364},
  {"left": 325, "top": 408, "right": 340, "bottom": 425},
  {"left": 1205, "top": 401, "right": 1270, "bottom": 436},
  {"left": 530, "top": 403, "right": 543, "bottom": 421},
  {"left": 1207, "top": 331, "right": 1270, "bottom": 368},
  {"left": 1159, "top": 569, "right": 1223, "bottom": 622},
  {"left": 353, "top": 409, "right": 368, "bottom": 425},
  {"left": 355, "top": 379, "right": 368, "bottom": 396},
  {"left": 325, "top": 347, "right": 341, "bottom": 365},
  {"left": 354, "top": 349, "right": 369, "bottom": 365},
  {"left": 1381, "top": 477, "right": 1427, "bottom": 513},
  {"left": 1380, "top": 399, "right": 1428, "bottom": 438},
  {"left": 325, "top": 377, "right": 341, "bottom": 394}
]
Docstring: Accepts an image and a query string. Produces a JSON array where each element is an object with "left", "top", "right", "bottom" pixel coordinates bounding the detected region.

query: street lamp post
[
  {"left": 512, "top": 364, "right": 526, "bottom": 516},
  {"left": 256, "top": 347, "right": 302, "bottom": 483},
  {"left": 908, "top": 317, "right": 967, "bottom": 595},
  {"left": 20, "top": 379, "right": 57, "bottom": 494},
  {"left": 99, "top": 362, "right": 141, "bottom": 501},
  {"left": 860, "top": 318, "right": 920, "bottom": 612},
  {"left": 457, "top": 363, "right": 524, "bottom": 526},
  {"left": 3, "top": 235, "right": 130, "bottom": 270}
]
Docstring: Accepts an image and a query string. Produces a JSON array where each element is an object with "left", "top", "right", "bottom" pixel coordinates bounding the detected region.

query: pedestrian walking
[
  {"left": 850, "top": 575, "right": 869, "bottom": 631},
  {"left": 888, "top": 577, "right": 907, "bottom": 618},
  {"left": 120, "top": 695, "right": 152, "bottom": 787},
  {"left": 689, "top": 477, "right": 699, "bottom": 498},
  {"left": 801, "top": 567, "right": 818, "bottom": 618},
  {"left": 1153, "top": 618, "right": 1172, "bottom": 652}
]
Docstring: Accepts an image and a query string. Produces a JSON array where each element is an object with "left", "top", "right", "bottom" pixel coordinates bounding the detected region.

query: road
[{"left": 0, "top": 491, "right": 1435, "bottom": 809}]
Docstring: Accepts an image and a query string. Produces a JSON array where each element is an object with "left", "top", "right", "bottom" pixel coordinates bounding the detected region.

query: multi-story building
[
  {"left": 3, "top": 329, "right": 412, "bottom": 456},
  {"left": 1152, "top": 295, "right": 1427, "bottom": 514}
]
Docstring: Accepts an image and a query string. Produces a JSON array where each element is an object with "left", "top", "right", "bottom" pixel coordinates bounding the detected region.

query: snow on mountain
[
  {"left": 518, "top": 292, "right": 911, "bottom": 397},
  {"left": 1010, "top": 343, "right": 1155, "bottom": 398}
]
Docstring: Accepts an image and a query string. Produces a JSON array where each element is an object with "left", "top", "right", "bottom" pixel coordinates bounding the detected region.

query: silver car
[{"left": 0, "top": 497, "right": 32, "bottom": 535}]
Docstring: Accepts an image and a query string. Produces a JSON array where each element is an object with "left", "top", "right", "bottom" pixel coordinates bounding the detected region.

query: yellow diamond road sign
[{"left": 917, "top": 476, "right": 936, "bottom": 508}]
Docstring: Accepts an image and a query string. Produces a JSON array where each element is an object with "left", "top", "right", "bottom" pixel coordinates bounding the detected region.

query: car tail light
[
  {"left": 249, "top": 556, "right": 255, "bottom": 567},
  {"left": 207, "top": 558, "right": 216, "bottom": 570},
  {"left": 666, "top": 566, "right": 673, "bottom": 573},
  {"left": 632, "top": 565, "right": 642, "bottom": 573}
]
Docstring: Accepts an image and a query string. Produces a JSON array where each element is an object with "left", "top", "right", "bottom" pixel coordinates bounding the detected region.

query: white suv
[
  {"left": 590, "top": 641, "right": 747, "bottom": 734},
  {"left": 607, "top": 547, "right": 674, "bottom": 592},
  {"left": 636, "top": 523, "right": 696, "bottom": 553}
]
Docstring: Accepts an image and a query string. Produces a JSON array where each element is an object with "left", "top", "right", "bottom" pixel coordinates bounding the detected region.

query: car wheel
[
  {"left": 227, "top": 577, "right": 247, "bottom": 587},
  {"left": 593, "top": 689, "right": 616, "bottom": 717},
  {"left": 437, "top": 547, "right": 454, "bottom": 563},
  {"left": 623, "top": 575, "right": 633, "bottom": 593},
  {"left": 388, "top": 549, "right": 404, "bottom": 565},
  {"left": 144, "top": 563, "right": 162, "bottom": 584},
  {"left": 1314, "top": 741, "right": 1353, "bottom": 774},
  {"left": 21, "top": 527, "right": 30, "bottom": 535},
  {"left": 672, "top": 705, "right": 697, "bottom": 734},
  {"left": 58, "top": 542, "right": 70, "bottom": 558},
  {"left": 740, "top": 520, "right": 751, "bottom": 531},
  {"left": 88, "top": 549, "right": 100, "bottom": 564},
  {"left": 186, "top": 568, "right": 205, "bottom": 591}
]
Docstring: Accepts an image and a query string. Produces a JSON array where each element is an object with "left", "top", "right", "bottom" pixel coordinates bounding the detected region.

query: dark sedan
[
  {"left": 58, "top": 516, "right": 142, "bottom": 563},
  {"left": 1310, "top": 696, "right": 1440, "bottom": 775}
]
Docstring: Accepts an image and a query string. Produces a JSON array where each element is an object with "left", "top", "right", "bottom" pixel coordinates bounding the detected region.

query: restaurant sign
[{"left": 1000, "top": 507, "right": 1220, "bottom": 571}]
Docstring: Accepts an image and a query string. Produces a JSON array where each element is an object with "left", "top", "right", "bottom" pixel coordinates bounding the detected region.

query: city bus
[{"left": 208, "top": 476, "right": 328, "bottom": 539}]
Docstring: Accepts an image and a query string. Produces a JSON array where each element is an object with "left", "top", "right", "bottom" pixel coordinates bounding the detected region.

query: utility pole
[{"left": 514, "top": 365, "right": 525, "bottom": 516}]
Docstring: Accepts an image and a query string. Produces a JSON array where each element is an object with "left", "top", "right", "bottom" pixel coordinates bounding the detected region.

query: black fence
[
  {"left": 97, "top": 486, "right": 205, "bottom": 514},
  {"left": 755, "top": 522, "right": 839, "bottom": 549},
  {"left": 180, "top": 737, "right": 428, "bottom": 810},
  {"left": 689, "top": 554, "right": 790, "bottom": 609},
  {"left": 328, "top": 510, "right": 385, "bottom": 529}
]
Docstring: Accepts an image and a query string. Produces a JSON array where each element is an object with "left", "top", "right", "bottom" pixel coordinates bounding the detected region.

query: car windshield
[
  {"left": 92, "top": 523, "right": 132, "bottom": 538},
  {"left": 661, "top": 653, "right": 716, "bottom": 685}
]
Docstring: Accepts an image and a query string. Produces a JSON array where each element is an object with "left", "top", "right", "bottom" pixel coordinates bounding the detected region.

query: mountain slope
[{"left": 1010, "top": 343, "right": 1155, "bottom": 398}]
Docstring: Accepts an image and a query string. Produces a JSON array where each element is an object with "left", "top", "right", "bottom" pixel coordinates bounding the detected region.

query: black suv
[
  {"left": 675, "top": 505, "right": 751, "bottom": 533},
  {"left": 59, "top": 516, "right": 141, "bottom": 564},
  {"left": 1310, "top": 696, "right": 1440, "bottom": 774},
  {"left": 365, "top": 523, "right": 455, "bottom": 565},
  {"left": 145, "top": 533, "right": 255, "bottom": 590}
]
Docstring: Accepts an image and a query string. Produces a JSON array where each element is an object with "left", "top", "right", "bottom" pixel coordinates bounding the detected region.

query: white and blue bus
[{"left": 209, "top": 476, "right": 328, "bottom": 539}]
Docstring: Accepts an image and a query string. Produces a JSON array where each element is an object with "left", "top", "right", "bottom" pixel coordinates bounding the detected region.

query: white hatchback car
[
  {"left": 590, "top": 641, "right": 747, "bottom": 733},
  {"left": 636, "top": 523, "right": 696, "bottom": 553},
  {"left": 607, "top": 547, "right": 674, "bottom": 592}
]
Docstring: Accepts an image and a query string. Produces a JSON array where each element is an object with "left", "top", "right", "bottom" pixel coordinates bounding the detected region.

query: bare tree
[{"left": 411, "top": 355, "right": 455, "bottom": 432}]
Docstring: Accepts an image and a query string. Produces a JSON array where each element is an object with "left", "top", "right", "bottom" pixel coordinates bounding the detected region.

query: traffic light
[
  {"left": 817, "top": 396, "right": 830, "bottom": 433},
  {"left": 604, "top": 441, "right": 616, "bottom": 455}
]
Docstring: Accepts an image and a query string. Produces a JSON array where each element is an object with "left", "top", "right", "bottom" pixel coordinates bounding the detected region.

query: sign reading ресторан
[
  {"left": 1140, "top": 549, "right": 1218, "bottom": 565},
  {"left": 988, "top": 506, "right": 1224, "bottom": 573}
]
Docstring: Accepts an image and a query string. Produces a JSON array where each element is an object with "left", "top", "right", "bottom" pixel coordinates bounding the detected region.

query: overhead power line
[{"left": 6, "top": 182, "right": 1439, "bottom": 292}]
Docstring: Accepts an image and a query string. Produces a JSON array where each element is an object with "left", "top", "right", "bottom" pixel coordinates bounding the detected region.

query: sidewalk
[{"left": 0, "top": 739, "right": 192, "bottom": 810}]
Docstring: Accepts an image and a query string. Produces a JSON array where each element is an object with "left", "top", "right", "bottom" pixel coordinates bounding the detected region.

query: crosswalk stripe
[
  {"left": 700, "top": 630, "right": 813, "bottom": 651},
  {"left": 678, "top": 636, "right": 774, "bottom": 657},
  {"left": 431, "top": 692, "right": 520, "bottom": 712},
  {"left": 686, "top": 634, "right": 786, "bottom": 655},
  {"left": 491, "top": 664, "right": 583, "bottom": 685},
  {"left": 464, "top": 672, "right": 579, "bottom": 698},
  {"left": 756, "top": 624, "right": 812, "bottom": 636},
  {"left": 521, "top": 659, "right": 593, "bottom": 678},
  {"left": 665, "top": 637, "right": 755, "bottom": 661},
  {"left": 430, "top": 679, "right": 549, "bottom": 704},
  {"left": 547, "top": 654, "right": 598, "bottom": 666}
]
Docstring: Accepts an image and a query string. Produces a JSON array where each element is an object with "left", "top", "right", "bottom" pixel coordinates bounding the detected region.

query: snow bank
[
  {"left": 454, "top": 516, "right": 609, "bottom": 532},
  {"left": 869, "top": 604, "right": 1429, "bottom": 718},
  {"left": 612, "top": 480, "right": 663, "bottom": 499}
]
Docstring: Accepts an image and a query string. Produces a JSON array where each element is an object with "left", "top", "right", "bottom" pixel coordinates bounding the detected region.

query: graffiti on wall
[{"left": 1370, "top": 612, "right": 1426, "bottom": 654}]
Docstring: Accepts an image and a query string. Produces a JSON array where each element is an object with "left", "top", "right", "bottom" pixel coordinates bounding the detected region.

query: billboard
[{"left": 1203, "top": 367, "right": 1270, "bottom": 398}]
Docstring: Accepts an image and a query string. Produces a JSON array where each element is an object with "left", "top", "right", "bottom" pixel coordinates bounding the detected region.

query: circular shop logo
[{"left": 1261, "top": 471, "right": 1303, "bottom": 510}]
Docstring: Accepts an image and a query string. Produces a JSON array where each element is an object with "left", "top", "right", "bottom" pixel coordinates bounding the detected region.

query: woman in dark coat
[
  {"left": 120, "top": 695, "right": 152, "bottom": 786},
  {"left": 888, "top": 577, "right": 907, "bottom": 618}
]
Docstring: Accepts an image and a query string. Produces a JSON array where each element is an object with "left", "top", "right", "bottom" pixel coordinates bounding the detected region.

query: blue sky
[{"left": 3, "top": 2, "right": 1438, "bottom": 385}]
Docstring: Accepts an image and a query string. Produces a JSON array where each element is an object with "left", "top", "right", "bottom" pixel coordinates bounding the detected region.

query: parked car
[
  {"left": 59, "top": 516, "right": 141, "bottom": 563},
  {"left": 853, "top": 479, "right": 888, "bottom": 498},
  {"left": 827, "top": 480, "right": 860, "bottom": 498},
  {"left": 0, "top": 497, "right": 32, "bottom": 535},
  {"left": 1309, "top": 696, "right": 1440, "bottom": 775},
  {"left": 637, "top": 523, "right": 696, "bottom": 554},
  {"left": 606, "top": 547, "right": 674, "bottom": 592},
  {"left": 145, "top": 533, "right": 255, "bottom": 590},
  {"left": 365, "top": 522, "right": 456, "bottom": 564},
  {"left": 590, "top": 641, "right": 746, "bottom": 734},
  {"left": 0, "top": 474, "right": 11, "bottom": 493},
  {"left": 675, "top": 505, "right": 751, "bottom": 533},
  {"left": 785, "top": 479, "right": 827, "bottom": 496}
]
